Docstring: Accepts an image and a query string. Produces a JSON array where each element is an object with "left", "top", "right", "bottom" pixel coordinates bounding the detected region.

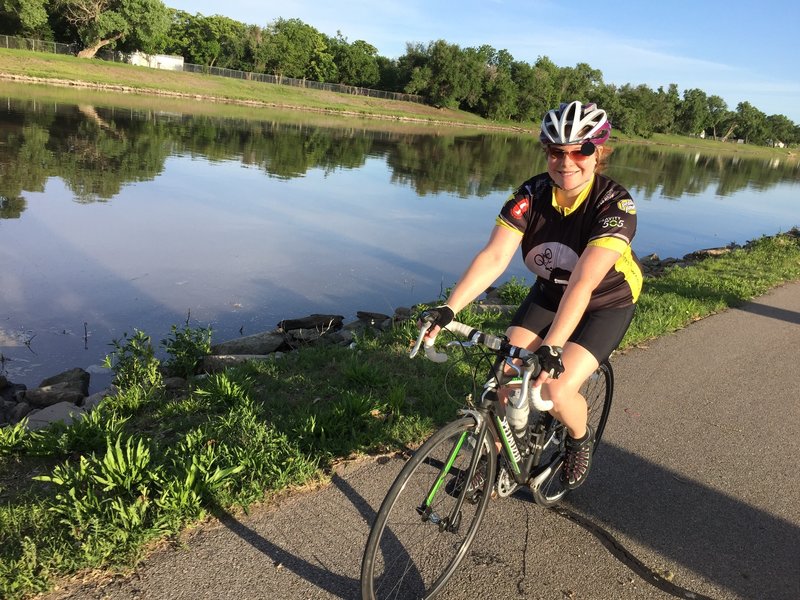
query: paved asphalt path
[{"left": 44, "top": 283, "right": 800, "bottom": 600}]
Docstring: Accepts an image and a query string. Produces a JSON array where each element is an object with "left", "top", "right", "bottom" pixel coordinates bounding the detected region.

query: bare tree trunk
[
  {"left": 720, "top": 123, "right": 736, "bottom": 143},
  {"left": 76, "top": 32, "right": 124, "bottom": 59}
]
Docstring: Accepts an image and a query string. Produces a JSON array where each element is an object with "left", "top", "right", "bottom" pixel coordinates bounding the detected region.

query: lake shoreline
[
  {"left": 3, "top": 232, "right": 797, "bottom": 431},
  {"left": 2, "top": 69, "right": 797, "bottom": 162}
]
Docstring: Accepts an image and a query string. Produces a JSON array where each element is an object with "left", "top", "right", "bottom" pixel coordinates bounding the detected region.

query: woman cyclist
[{"left": 425, "top": 101, "right": 643, "bottom": 490}]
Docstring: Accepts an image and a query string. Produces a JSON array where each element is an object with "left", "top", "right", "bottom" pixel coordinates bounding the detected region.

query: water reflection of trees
[
  {"left": 1, "top": 97, "right": 798, "bottom": 219},
  {"left": 607, "top": 145, "right": 800, "bottom": 200}
]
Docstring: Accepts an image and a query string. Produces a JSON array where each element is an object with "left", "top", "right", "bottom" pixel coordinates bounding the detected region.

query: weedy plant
[
  {"left": 34, "top": 434, "right": 164, "bottom": 564},
  {"left": 103, "top": 329, "right": 162, "bottom": 391},
  {"left": 496, "top": 276, "right": 530, "bottom": 304},
  {"left": 161, "top": 323, "right": 212, "bottom": 379}
]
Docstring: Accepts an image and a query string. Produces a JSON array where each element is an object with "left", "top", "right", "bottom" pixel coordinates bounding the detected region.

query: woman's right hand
[{"left": 421, "top": 305, "right": 454, "bottom": 341}]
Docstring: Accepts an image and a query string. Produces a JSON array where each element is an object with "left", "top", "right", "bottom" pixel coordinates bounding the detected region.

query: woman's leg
[{"left": 505, "top": 325, "right": 598, "bottom": 438}]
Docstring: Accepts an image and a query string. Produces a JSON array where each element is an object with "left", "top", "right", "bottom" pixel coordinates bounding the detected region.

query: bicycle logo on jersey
[{"left": 533, "top": 248, "right": 553, "bottom": 271}]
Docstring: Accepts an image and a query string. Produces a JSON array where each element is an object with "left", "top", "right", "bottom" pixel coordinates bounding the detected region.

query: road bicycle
[{"left": 360, "top": 315, "right": 614, "bottom": 599}]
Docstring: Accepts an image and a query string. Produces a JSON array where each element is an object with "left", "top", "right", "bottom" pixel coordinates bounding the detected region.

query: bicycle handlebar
[{"left": 410, "top": 316, "right": 554, "bottom": 411}]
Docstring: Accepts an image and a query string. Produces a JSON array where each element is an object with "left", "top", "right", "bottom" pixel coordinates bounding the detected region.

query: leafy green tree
[
  {"left": 405, "top": 40, "right": 486, "bottom": 109},
  {"left": 470, "top": 48, "right": 515, "bottom": 121},
  {"left": 328, "top": 33, "right": 380, "bottom": 87},
  {"left": 242, "top": 24, "right": 267, "bottom": 73},
  {"left": 616, "top": 83, "right": 660, "bottom": 137},
  {"left": 262, "top": 18, "right": 336, "bottom": 81},
  {"left": 164, "top": 12, "right": 246, "bottom": 68},
  {"left": 591, "top": 83, "right": 623, "bottom": 129},
  {"left": 735, "top": 101, "right": 768, "bottom": 144},
  {"left": 53, "top": 0, "right": 170, "bottom": 58},
  {"left": 765, "top": 114, "right": 796, "bottom": 146},
  {"left": 376, "top": 55, "right": 404, "bottom": 92},
  {"left": 531, "top": 56, "right": 561, "bottom": 114},
  {"left": 0, "top": 0, "right": 48, "bottom": 36},
  {"left": 653, "top": 83, "right": 680, "bottom": 133},
  {"left": 509, "top": 60, "right": 538, "bottom": 123},
  {"left": 559, "top": 62, "right": 603, "bottom": 103},
  {"left": 676, "top": 88, "right": 710, "bottom": 135},
  {"left": 707, "top": 95, "right": 728, "bottom": 139}
]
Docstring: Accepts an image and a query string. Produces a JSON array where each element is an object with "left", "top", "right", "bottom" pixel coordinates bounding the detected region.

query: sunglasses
[{"left": 546, "top": 142, "right": 597, "bottom": 161}]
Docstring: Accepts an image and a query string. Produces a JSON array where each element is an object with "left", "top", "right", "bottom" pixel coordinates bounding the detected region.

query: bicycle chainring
[{"left": 495, "top": 464, "right": 520, "bottom": 498}]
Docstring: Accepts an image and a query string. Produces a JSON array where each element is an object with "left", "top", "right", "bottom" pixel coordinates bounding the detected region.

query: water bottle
[{"left": 505, "top": 378, "right": 529, "bottom": 439}]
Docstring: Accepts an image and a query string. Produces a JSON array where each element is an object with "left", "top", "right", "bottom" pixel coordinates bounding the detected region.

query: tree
[
  {"left": 403, "top": 40, "right": 493, "bottom": 109},
  {"left": 53, "top": 0, "right": 170, "bottom": 58},
  {"left": 707, "top": 95, "right": 728, "bottom": 139},
  {"left": 559, "top": 62, "right": 603, "bottom": 103},
  {"left": 475, "top": 48, "right": 517, "bottom": 121},
  {"left": 328, "top": 33, "right": 380, "bottom": 87},
  {"left": 676, "top": 88, "right": 710, "bottom": 135},
  {"left": 616, "top": 83, "right": 660, "bottom": 137},
  {"left": 0, "top": 0, "right": 48, "bottom": 37},
  {"left": 765, "top": 114, "right": 795, "bottom": 146},
  {"left": 653, "top": 84, "right": 680, "bottom": 133},
  {"left": 735, "top": 101, "right": 768, "bottom": 144},
  {"left": 508, "top": 60, "right": 538, "bottom": 123},
  {"left": 376, "top": 55, "right": 404, "bottom": 92},
  {"left": 164, "top": 12, "right": 247, "bottom": 68},
  {"left": 262, "top": 18, "right": 336, "bottom": 82}
]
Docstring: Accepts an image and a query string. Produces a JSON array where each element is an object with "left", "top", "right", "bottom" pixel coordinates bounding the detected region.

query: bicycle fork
[{"left": 417, "top": 417, "right": 490, "bottom": 533}]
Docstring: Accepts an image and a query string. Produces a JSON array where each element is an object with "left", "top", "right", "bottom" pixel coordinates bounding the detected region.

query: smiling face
[{"left": 546, "top": 144, "right": 600, "bottom": 197}]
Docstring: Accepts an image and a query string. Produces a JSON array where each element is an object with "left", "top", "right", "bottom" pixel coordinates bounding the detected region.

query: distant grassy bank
[{"left": 1, "top": 47, "right": 797, "bottom": 162}]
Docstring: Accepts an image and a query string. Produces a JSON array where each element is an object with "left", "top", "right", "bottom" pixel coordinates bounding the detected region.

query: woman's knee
[{"left": 542, "top": 377, "right": 582, "bottom": 408}]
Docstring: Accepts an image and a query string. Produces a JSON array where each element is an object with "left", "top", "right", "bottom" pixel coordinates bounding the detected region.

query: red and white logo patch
[{"left": 510, "top": 198, "right": 529, "bottom": 219}]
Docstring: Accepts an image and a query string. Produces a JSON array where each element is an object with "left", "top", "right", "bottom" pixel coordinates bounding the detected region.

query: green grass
[
  {"left": 0, "top": 48, "right": 491, "bottom": 128},
  {"left": 622, "top": 234, "right": 800, "bottom": 347}
]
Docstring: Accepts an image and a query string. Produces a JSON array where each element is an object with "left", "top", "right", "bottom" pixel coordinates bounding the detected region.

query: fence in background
[
  {"left": 0, "top": 36, "right": 422, "bottom": 104},
  {"left": 1, "top": 35, "right": 76, "bottom": 55}
]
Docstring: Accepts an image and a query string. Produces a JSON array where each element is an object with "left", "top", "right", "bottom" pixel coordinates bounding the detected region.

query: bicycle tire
[
  {"left": 532, "top": 360, "right": 614, "bottom": 507},
  {"left": 361, "top": 416, "right": 497, "bottom": 600}
]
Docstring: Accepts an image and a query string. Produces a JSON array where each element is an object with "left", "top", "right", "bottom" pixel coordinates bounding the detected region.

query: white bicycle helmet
[{"left": 540, "top": 101, "right": 611, "bottom": 147}]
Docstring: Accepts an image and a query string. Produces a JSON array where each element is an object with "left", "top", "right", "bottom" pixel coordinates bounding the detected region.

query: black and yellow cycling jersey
[{"left": 497, "top": 173, "right": 643, "bottom": 311}]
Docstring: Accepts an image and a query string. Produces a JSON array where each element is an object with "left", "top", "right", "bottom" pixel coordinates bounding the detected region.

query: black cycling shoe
[{"left": 561, "top": 426, "right": 594, "bottom": 490}]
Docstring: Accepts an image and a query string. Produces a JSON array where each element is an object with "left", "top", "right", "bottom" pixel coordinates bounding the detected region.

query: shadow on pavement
[
  {"left": 214, "top": 442, "right": 799, "bottom": 600},
  {"left": 571, "top": 443, "right": 800, "bottom": 600},
  {"left": 736, "top": 300, "right": 800, "bottom": 325}
]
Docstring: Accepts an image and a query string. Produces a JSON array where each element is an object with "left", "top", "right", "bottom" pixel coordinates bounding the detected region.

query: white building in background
[{"left": 128, "top": 51, "right": 184, "bottom": 71}]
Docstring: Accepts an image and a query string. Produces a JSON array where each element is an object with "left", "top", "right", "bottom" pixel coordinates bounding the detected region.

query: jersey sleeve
[
  {"left": 496, "top": 189, "right": 531, "bottom": 234},
  {"left": 587, "top": 196, "right": 638, "bottom": 254}
]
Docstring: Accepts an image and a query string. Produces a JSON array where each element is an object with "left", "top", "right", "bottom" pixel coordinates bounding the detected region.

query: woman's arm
[
  {"left": 446, "top": 225, "right": 522, "bottom": 312},
  {"left": 425, "top": 225, "right": 521, "bottom": 339}
]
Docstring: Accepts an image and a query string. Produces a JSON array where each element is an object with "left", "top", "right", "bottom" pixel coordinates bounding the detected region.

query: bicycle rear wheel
[
  {"left": 531, "top": 360, "right": 614, "bottom": 507},
  {"left": 361, "top": 416, "right": 496, "bottom": 600}
]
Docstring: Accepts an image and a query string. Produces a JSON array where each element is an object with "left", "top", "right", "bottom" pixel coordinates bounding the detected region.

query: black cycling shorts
[{"left": 509, "top": 281, "right": 635, "bottom": 363}]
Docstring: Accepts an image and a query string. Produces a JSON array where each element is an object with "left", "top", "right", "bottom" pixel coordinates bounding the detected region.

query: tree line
[{"left": 3, "top": 0, "right": 799, "bottom": 146}]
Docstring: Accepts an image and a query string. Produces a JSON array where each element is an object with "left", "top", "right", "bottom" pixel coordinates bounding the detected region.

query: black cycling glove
[
  {"left": 426, "top": 305, "right": 455, "bottom": 330},
  {"left": 534, "top": 345, "right": 564, "bottom": 379}
]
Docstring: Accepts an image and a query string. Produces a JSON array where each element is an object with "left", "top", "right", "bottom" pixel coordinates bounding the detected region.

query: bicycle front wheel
[
  {"left": 361, "top": 416, "right": 496, "bottom": 600},
  {"left": 532, "top": 360, "right": 614, "bottom": 507}
]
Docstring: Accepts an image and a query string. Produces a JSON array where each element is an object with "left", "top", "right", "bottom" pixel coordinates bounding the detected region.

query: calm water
[{"left": 1, "top": 85, "right": 799, "bottom": 391}]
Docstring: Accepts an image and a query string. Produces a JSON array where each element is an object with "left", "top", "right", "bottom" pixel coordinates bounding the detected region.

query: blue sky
[{"left": 166, "top": 0, "right": 800, "bottom": 123}]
